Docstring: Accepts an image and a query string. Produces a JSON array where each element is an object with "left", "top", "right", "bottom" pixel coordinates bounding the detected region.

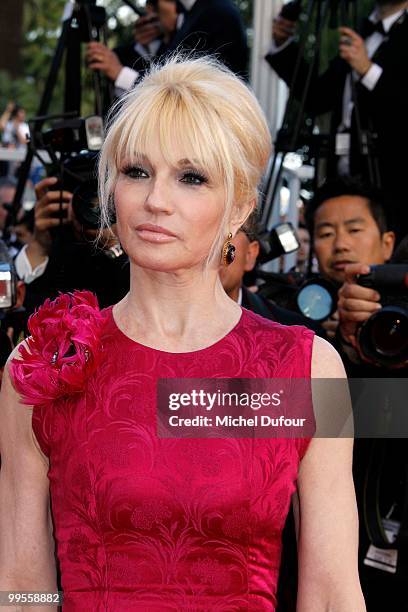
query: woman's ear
[{"left": 229, "top": 199, "right": 256, "bottom": 236}]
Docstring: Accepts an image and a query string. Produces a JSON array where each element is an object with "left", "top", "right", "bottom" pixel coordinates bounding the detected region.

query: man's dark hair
[
  {"left": 241, "top": 209, "right": 260, "bottom": 242},
  {"left": 305, "top": 176, "right": 388, "bottom": 237}
]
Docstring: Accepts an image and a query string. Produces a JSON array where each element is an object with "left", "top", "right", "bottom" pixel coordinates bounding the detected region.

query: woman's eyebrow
[{"left": 177, "top": 158, "right": 201, "bottom": 167}]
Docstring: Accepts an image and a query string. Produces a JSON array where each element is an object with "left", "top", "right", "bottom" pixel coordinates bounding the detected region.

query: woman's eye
[
  {"left": 122, "top": 166, "right": 149, "bottom": 179},
  {"left": 180, "top": 171, "right": 208, "bottom": 186}
]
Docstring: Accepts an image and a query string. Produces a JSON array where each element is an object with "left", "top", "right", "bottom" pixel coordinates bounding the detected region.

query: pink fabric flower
[{"left": 10, "top": 290, "right": 108, "bottom": 406}]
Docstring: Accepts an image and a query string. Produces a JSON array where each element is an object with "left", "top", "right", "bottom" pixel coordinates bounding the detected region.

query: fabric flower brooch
[{"left": 11, "top": 290, "right": 108, "bottom": 406}]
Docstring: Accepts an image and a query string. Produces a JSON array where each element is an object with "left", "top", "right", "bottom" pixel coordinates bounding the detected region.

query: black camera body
[
  {"left": 258, "top": 270, "right": 338, "bottom": 322},
  {"left": 30, "top": 115, "right": 105, "bottom": 230},
  {"left": 356, "top": 264, "right": 408, "bottom": 367}
]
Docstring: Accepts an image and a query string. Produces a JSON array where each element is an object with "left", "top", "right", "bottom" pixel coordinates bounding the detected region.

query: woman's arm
[
  {"left": 0, "top": 348, "right": 58, "bottom": 611},
  {"left": 296, "top": 336, "right": 366, "bottom": 611}
]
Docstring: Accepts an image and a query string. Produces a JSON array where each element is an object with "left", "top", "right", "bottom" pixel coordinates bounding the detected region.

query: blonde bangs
[{"left": 113, "top": 85, "right": 227, "bottom": 189}]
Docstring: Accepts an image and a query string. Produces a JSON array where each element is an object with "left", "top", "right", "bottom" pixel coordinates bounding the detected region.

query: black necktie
[{"left": 360, "top": 18, "right": 386, "bottom": 38}]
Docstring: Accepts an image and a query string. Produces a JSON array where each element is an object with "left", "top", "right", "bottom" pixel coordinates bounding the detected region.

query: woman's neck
[{"left": 115, "top": 265, "right": 240, "bottom": 351}]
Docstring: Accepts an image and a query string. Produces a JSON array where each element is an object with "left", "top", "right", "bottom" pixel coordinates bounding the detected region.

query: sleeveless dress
[{"left": 11, "top": 292, "right": 315, "bottom": 611}]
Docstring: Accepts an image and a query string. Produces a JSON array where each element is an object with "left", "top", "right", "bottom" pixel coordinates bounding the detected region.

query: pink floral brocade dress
[{"left": 11, "top": 291, "right": 315, "bottom": 611}]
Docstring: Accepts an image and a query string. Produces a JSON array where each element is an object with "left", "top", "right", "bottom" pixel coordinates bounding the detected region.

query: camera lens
[
  {"left": 358, "top": 306, "right": 408, "bottom": 366},
  {"left": 296, "top": 278, "right": 338, "bottom": 321}
]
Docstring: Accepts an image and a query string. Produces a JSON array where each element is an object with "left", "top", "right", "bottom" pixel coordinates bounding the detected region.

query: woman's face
[{"left": 113, "top": 136, "right": 226, "bottom": 273}]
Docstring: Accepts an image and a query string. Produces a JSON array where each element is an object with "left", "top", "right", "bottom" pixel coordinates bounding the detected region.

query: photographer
[
  {"left": 266, "top": 1, "right": 408, "bottom": 240},
  {"left": 304, "top": 176, "right": 395, "bottom": 340},
  {"left": 87, "top": 0, "right": 249, "bottom": 92},
  {"left": 164, "top": 0, "right": 249, "bottom": 77},
  {"left": 86, "top": 1, "right": 178, "bottom": 94},
  {"left": 14, "top": 177, "right": 129, "bottom": 317}
]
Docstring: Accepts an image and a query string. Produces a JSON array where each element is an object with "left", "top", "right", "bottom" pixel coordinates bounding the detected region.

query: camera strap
[{"left": 363, "top": 439, "right": 408, "bottom": 550}]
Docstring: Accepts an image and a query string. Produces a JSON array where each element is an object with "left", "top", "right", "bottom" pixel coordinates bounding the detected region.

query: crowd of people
[{"left": 0, "top": 0, "right": 407, "bottom": 611}]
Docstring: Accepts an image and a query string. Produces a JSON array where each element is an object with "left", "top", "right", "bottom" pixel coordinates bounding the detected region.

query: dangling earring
[{"left": 222, "top": 232, "right": 236, "bottom": 266}]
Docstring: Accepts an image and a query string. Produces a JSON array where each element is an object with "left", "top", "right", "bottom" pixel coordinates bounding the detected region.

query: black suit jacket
[
  {"left": 114, "top": 42, "right": 153, "bottom": 76},
  {"left": 266, "top": 12, "right": 408, "bottom": 233},
  {"left": 23, "top": 231, "right": 129, "bottom": 321},
  {"left": 241, "top": 286, "right": 326, "bottom": 337},
  {"left": 167, "top": 0, "right": 249, "bottom": 77}
]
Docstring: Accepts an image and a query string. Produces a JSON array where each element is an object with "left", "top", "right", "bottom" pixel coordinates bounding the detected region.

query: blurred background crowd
[{"left": 0, "top": 0, "right": 407, "bottom": 610}]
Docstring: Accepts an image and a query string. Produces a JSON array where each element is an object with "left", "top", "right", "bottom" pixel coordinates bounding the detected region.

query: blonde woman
[{"left": 0, "top": 58, "right": 365, "bottom": 611}]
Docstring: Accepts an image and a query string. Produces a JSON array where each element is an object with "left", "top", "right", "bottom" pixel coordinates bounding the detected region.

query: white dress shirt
[
  {"left": 269, "top": 8, "right": 405, "bottom": 172},
  {"left": 336, "top": 9, "right": 405, "bottom": 172},
  {"left": 15, "top": 243, "right": 49, "bottom": 284},
  {"left": 340, "top": 9, "right": 405, "bottom": 131},
  {"left": 179, "top": 0, "right": 197, "bottom": 10},
  {"left": 115, "top": 39, "right": 162, "bottom": 94}
]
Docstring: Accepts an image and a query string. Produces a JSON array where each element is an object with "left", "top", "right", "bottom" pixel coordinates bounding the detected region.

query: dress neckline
[{"left": 108, "top": 305, "right": 247, "bottom": 356}]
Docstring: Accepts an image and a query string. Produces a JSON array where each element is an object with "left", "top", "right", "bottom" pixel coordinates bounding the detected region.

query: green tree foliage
[{"left": 0, "top": 0, "right": 67, "bottom": 116}]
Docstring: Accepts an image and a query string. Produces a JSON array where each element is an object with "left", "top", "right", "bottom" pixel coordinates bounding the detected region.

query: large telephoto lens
[{"left": 358, "top": 305, "right": 408, "bottom": 367}]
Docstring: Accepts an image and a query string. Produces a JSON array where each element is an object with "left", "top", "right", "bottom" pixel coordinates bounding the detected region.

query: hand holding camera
[
  {"left": 272, "top": 16, "right": 297, "bottom": 47},
  {"left": 86, "top": 42, "right": 124, "bottom": 81},
  {"left": 338, "top": 263, "right": 382, "bottom": 347},
  {"left": 338, "top": 262, "right": 408, "bottom": 368},
  {"left": 133, "top": 13, "right": 161, "bottom": 47},
  {"left": 26, "top": 177, "right": 72, "bottom": 269},
  {"left": 338, "top": 27, "right": 372, "bottom": 76}
]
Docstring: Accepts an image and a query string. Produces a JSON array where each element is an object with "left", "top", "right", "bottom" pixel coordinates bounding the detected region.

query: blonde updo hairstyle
[{"left": 98, "top": 55, "right": 272, "bottom": 269}]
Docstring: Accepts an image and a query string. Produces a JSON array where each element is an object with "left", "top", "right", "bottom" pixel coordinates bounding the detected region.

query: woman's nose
[{"left": 143, "top": 178, "right": 174, "bottom": 215}]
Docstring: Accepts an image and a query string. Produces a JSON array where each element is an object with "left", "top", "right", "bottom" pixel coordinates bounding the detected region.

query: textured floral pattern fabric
[
  {"left": 11, "top": 291, "right": 107, "bottom": 405},
  {"left": 21, "top": 302, "right": 315, "bottom": 611}
]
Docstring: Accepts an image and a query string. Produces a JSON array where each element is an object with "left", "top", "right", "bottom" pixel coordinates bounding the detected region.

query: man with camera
[
  {"left": 86, "top": 0, "right": 249, "bottom": 92},
  {"left": 85, "top": 1, "right": 178, "bottom": 95},
  {"left": 304, "top": 176, "right": 395, "bottom": 341},
  {"left": 305, "top": 179, "right": 407, "bottom": 610},
  {"left": 266, "top": 0, "right": 408, "bottom": 240},
  {"left": 14, "top": 177, "right": 129, "bottom": 318}
]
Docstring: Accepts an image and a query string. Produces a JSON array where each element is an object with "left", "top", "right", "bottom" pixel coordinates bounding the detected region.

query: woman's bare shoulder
[
  {"left": 311, "top": 334, "right": 347, "bottom": 379},
  {"left": 0, "top": 342, "right": 48, "bottom": 467}
]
